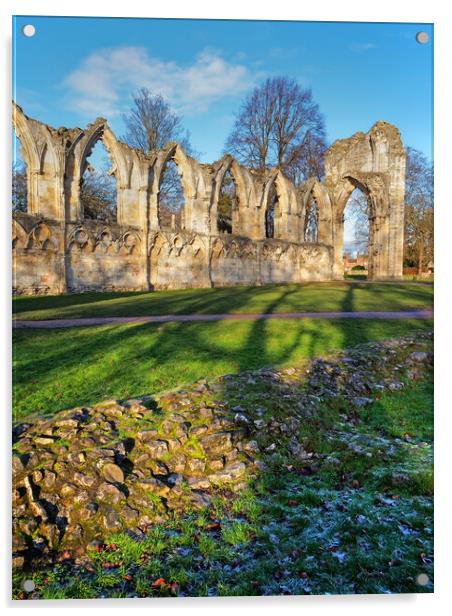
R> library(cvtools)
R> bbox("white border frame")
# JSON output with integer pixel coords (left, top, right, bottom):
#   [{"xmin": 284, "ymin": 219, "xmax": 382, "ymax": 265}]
[{"xmin": 1, "ymin": 1, "xmax": 450, "ymax": 614}]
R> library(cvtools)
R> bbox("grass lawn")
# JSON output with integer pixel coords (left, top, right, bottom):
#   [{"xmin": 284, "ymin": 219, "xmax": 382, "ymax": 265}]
[
  {"xmin": 12, "ymin": 344, "xmax": 433, "ymax": 598},
  {"xmin": 12, "ymin": 281, "xmax": 433, "ymax": 321},
  {"xmin": 13, "ymin": 317, "xmax": 433, "ymax": 420}
]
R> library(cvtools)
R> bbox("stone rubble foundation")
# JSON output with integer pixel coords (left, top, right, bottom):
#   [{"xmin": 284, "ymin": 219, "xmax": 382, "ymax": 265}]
[{"xmin": 12, "ymin": 331, "xmax": 433, "ymax": 568}]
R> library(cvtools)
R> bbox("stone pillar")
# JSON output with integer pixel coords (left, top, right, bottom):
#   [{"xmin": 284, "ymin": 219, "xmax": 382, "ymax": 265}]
[
  {"xmin": 386, "ymin": 171, "xmax": 406, "ymax": 279},
  {"xmin": 316, "ymin": 187, "xmax": 333, "ymax": 247},
  {"xmin": 26, "ymin": 169, "xmax": 41, "ymax": 217}
]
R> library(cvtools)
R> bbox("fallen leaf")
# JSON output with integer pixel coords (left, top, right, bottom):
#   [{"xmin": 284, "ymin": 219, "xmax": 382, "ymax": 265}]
[{"xmin": 151, "ymin": 577, "xmax": 167, "ymax": 588}]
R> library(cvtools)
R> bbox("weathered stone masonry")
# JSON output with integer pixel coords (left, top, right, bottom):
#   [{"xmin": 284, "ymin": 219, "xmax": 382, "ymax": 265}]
[{"xmin": 12, "ymin": 103, "xmax": 406, "ymax": 294}]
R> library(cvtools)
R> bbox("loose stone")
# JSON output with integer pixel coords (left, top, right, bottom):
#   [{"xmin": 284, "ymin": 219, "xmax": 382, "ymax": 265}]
[
  {"xmin": 145, "ymin": 440, "xmax": 169, "ymax": 459},
  {"xmin": 101, "ymin": 463, "xmax": 124, "ymax": 484}
]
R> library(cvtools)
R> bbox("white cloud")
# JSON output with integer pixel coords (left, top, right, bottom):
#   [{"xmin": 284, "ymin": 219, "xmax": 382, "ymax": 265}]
[
  {"xmin": 63, "ymin": 46, "xmax": 253, "ymax": 118},
  {"xmin": 349, "ymin": 42, "xmax": 377, "ymax": 53}
]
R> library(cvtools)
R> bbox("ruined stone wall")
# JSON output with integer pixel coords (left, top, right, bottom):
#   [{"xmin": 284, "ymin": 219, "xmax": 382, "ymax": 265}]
[
  {"xmin": 13, "ymin": 215, "xmax": 65, "ymax": 295},
  {"xmin": 13, "ymin": 214, "xmax": 147, "ymax": 294},
  {"xmin": 147, "ymin": 232, "xmax": 332, "ymax": 290},
  {"xmin": 65, "ymin": 222, "xmax": 146, "ymax": 293},
  {"xmin": 12, "ymin": 103, "xmax": 405, "ymax": 294}
]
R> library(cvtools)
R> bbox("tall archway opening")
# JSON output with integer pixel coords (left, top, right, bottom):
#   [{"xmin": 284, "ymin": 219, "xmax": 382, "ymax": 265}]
[
  {"xmin": 158, "ymin": 158, "xmax": 184, "ymax": 231},
  {"xmin": 304, "ymin": 193, "xmax": 318, "ymax": 242},
  {"xmin": 217, "ymin": 169, "xmax": 236, "ymax": 234},
  {"xmin": 80, "ymin": 139, "xmax": 117, "ymax": 222},
  {"xmin": 12, "ymin": 130, "xmax": 27, "ymax": 213},
  {"xmin": 265, "ymin": 183, "xmax": 278, "ymax": 239},
  {"xmin": 342, "ymin": 187, "xmax": 370, "ymax": 279}
]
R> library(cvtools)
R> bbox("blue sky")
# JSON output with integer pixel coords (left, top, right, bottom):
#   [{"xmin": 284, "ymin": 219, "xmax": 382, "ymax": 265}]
[
  {"xmin": 12, "ymin": 16, "xmax": 433, "ymax": 249},
  {"xmin": 13, "ymin": 16, "xmax": 433, "ymax": 162}
]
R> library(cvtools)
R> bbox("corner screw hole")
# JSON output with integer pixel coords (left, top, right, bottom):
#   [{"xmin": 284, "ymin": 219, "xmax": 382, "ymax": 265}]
[
  {"xmin": 416, "ymin": 32, "xmax": 429, "ymax": 44},
  {"xmin": 22, "ymin": 25, "xmax": 36, "ymax": 38}
]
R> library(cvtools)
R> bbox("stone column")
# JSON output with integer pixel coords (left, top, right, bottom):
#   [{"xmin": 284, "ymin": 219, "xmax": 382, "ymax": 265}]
[{"xmin": 26, "ymin": 169, "xmax": 41, "ymax": 217}]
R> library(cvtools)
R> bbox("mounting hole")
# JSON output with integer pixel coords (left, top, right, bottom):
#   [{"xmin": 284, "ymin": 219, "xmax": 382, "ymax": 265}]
[
  {"xmin": 416, "ymin": 573, "xmax": 430, "ymax": 586},
  {"xmin": 22, "ymin": 24, "xmax": 36, "ymax": 37},
  {"xmin": 23, "ymin": 579, "xmax": 35, "ymax": 592},
  {"xmin": 416, "ymin": 31, "xmax": 429, "ymax": 44}
]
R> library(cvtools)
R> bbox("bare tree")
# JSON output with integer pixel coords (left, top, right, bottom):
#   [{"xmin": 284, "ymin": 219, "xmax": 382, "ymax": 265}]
[
  {"xmin": 12, "ymin": 161, "xmax": 27, "ymax": 212},
  {"xmin": 404, "ymin": 147, "xmax": 434, "ymax": 272},
  {"xmin": 225, "ymin": 76, "xmax": 327, "ymax": 183},
  {"xmin": 80, "ymin": 164, "xmax": 117, "ymax": 222},
  {"xmin": 304, "ymin": 195, "xmax": 319, "ymax": 242},
  {"xmin": 156, "ymin": 160, "xmax": 185, "ymax": 230},
  {"xmin": 122, "ymin": 88, "xmax": 193, "ymax": 154},
  {"xmin": 286, "ymin": 131, "xmax": 327, "ymax": 185},
  {"xmin": 225, "ymin": 82, "xmax": 276, "ymax": 173},
  {"xmin": 122, "ymin": 88, "xmax": 197, "ymax": 230},
  {"xmin": 217, "ymin": 171, "xmax": 235, "ymax": 234},
  {"xmin": 346, "ymin": 190, "xmax": 370, "ymax": 254}
]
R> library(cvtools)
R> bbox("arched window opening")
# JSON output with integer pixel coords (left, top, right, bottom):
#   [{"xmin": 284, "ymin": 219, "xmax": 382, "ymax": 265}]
[
  {"xmin": 80, "ymin": 140, "xmax": 117, "ymax": 222},
  {"xmin": 304, "ymin": 194, "xmax": 318, "ymax": 242},
  {"xmin": 12, "ymin": 131, "xmax": 27, "ymax": 212},
  {"xmin": 217, "ymin": 169, "xmax": 236, "ymax": 234},
  {"xmin": 265, "ymin": 183, "xmax": 278, "ymax": 238},
  {"xmin": 343, "ymin": 187, "xmax": 370, "ymax": 279},
  {"xmin": 158, "ymin": 158, "xmax": 184, "ymax": 231}
]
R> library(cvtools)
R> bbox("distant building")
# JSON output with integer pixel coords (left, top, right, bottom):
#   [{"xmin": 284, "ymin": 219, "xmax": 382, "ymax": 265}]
[{"xmin": 343, "ymin": 253, "xmax": 368, "ymax": 272}]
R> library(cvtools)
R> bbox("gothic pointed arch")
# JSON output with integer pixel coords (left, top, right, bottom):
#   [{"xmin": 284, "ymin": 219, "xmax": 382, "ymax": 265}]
[
  {"xmin": 324, "ymin": 120, "xmax": 405, "ymax": 280},
  {"xmin": 66, "ymin": 120, "xmax": 130, "ymax": 222},
  {"xmin": 212, "ymin": 155, "xmax": 250, "ymax": 235},
  {"xmin": 12, "ymin": 103, "xmax": 65, "ymax": 218},
  {"xmin": 300, "ymin": 178, "xmax": 333, "ymax": 244},
  {"xmin": 156, "ymin": 142, "xmax": 196, "ymax": 200},
  {"xmin": 12, "ymin": 103, "xmax": 41, "ymax": 172},
  {"xmin": 154, "ymin": 142, "xmax": 197, "ymax": 232}
]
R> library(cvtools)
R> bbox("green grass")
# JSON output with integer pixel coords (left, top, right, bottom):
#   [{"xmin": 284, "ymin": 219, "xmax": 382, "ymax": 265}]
[
  {"xmin": 403, "ymin": 275, "xmax": 434, "ymax": 282},
  {"xmin": 360, "ymin": 380, "xmax": 434, "ymax": 442},
  {"xmin": 12, "ymin": 281, "xmax": 433, "ymax": 320},
  {"xmin": 12, "ymin": 317, "xmax": 433, "ymax": 420},
  {"xmin": 13, "ymin": 368, "xmax": 433, "ymax": 599}
]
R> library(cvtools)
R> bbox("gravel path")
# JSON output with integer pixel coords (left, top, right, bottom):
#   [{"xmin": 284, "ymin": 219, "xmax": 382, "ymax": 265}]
[{"xmin": 13, "ymin": 309, "xmax": 434, "ymax": 329}]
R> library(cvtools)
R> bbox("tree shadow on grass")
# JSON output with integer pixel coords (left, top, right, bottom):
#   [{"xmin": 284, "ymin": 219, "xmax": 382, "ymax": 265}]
[
  {"xmin": 12, "ymin": 278, "xmax": 433, "ymax": 421},
  {"xmin": 13, "ymin": 285, "xmax": 285, "ymax": 320},
  {"xmin": 13, "ymin": 281, "xmax": 434, "ymax": 321},
  {"xmin": 12, "ymin": 290, "xmax": 144, "ymax": 315}
]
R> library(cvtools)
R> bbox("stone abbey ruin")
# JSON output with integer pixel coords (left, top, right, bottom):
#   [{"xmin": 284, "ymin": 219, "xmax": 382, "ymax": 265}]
[{"xmin": 12, "ymin": 102, "xmax": 406, "ymax": 295}]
